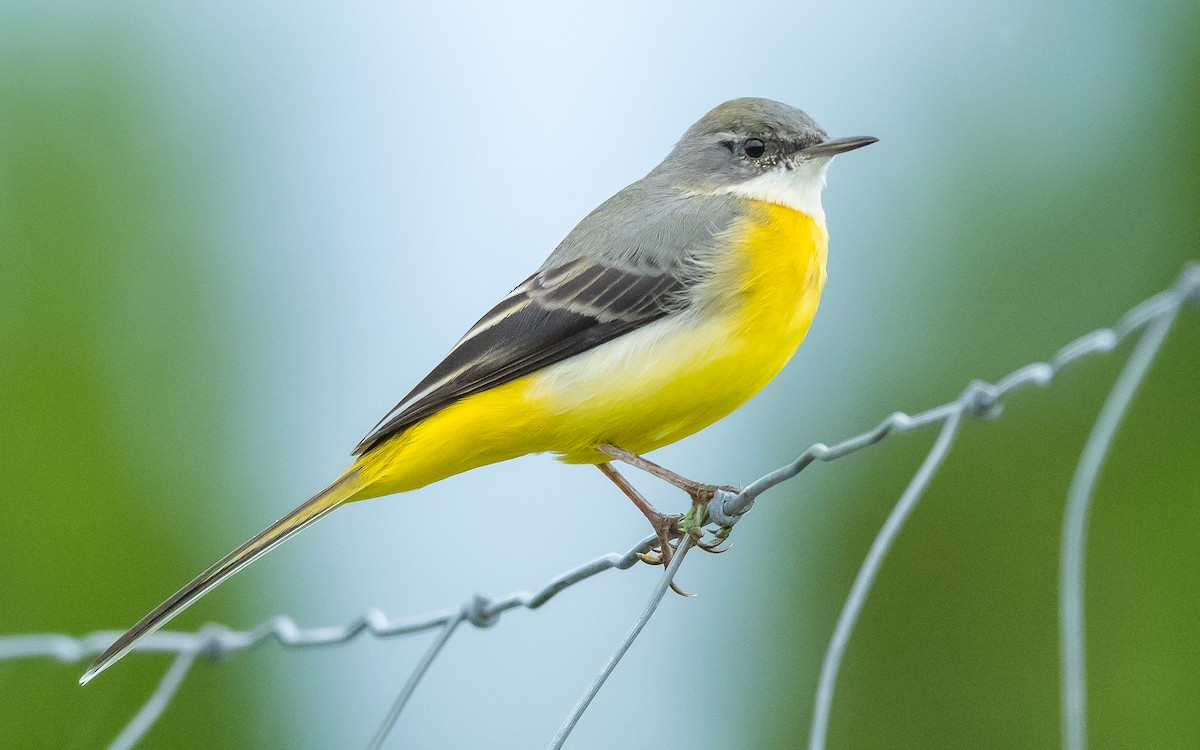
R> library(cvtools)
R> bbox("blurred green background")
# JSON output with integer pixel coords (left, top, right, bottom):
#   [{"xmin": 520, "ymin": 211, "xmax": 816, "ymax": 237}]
[{"xmin": 1, "ymin": 1, "xmax": 1197, "ymax": 748}]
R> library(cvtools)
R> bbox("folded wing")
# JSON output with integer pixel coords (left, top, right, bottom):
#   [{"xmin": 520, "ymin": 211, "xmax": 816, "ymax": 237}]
[{"xmin": 353, "ymin": 257, "xmax": 687, "ymax": 454}]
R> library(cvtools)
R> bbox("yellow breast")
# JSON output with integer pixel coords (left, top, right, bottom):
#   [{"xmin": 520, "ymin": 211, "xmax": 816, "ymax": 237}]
[
  {"xmin": 352, "ymin": 200, "xmax": 828, "ymax": 497},
  {"xmin": 532, "ymin": 198, "xmax": 828, "ymax": 462},
  {"xmin": 713, "ymin": 199, "xmax": 829, "ymax": 353}
]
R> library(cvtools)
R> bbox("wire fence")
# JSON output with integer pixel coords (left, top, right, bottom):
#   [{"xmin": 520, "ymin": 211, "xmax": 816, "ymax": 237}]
[{"xmin": 3, "ymin": 261, "xmax": 1197, "ymax": 749}]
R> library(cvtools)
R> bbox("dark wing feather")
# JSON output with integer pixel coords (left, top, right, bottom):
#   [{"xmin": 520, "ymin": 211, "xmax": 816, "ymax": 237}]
[{"xmin": 353, "ymin": 258, "xmax": 686, "ymax": 455}]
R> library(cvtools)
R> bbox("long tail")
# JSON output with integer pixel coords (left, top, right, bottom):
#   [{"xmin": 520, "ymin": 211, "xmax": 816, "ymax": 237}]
[{"xmin": 80, "ymin": 470, "xmax": 364, "ymax": 684}]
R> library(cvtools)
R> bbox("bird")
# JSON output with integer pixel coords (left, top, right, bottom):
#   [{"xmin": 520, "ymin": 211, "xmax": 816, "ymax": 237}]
[{"xmin": 81, "ymin": 97, "xmax": 875, "ymax": 683}]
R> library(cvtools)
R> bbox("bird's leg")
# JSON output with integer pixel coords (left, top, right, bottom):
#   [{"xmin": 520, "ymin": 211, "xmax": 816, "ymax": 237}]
[
  {"xmin": 595, "ymin": 463, "xmax": 690, "ymax": 594},
  {"xmin": 600, "ymin": 444, "xmax": 739, "ymax": 553},
  {"xmin": 599, "ymin": 444, "xmax": 705, "ymax": 495}
]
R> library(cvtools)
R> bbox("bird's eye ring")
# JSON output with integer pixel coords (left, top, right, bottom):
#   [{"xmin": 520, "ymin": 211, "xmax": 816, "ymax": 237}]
[{"xmin": 743, "ymin": 138, "xmax": 766, "ymax": 158}]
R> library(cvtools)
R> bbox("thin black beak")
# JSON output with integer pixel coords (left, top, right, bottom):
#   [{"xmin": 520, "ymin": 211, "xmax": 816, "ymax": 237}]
[{"xmin": 800, "ymin": 135, "xmax": 878, "ymax": 157}]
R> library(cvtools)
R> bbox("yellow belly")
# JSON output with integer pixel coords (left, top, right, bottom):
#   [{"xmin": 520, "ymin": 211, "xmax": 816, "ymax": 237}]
[{"xmin": 350, "ymin": 200, "xmax": 827, "ymax": 500}]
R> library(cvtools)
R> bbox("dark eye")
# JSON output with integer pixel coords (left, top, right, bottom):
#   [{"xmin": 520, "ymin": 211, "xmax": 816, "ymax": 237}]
[{"xmin": 743, "ymin": 138, "xmax": 766, "ymax": 158}]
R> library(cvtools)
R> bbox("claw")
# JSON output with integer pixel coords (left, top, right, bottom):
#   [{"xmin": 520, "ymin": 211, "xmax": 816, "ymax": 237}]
[
  {"xmin": 669, "ymin": 581, "xmax": 697, "ymax": 597},
  {"xmin": 634, "ymin": 513, "xmax": 683, "ymax": 570}
]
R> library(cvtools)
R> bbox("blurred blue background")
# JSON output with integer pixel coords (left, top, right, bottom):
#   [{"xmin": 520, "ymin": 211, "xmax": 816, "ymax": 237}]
[{"xmin": 2, "ymin": 0, "xmax": 1197, "ymax": 747}]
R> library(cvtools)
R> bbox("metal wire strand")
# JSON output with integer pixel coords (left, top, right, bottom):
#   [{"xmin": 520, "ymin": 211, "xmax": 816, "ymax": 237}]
[
  {"xmin": 368, "ymin": 612, "xmax": 465, "ymax": 750},
  {"xmin": 1058, "ymin": 296, "xmax": 1182, "ymax": 750},
  {"xmin": 548, "ymin": 536, "xmax": 695, "ymax": 750},
  {"xmin": 807, "ymin": 393, "xmax": 966, "ymax": 750},
  {"xmin": 109, "ymin": 646, "xmax": 201, "ymax": 750}
]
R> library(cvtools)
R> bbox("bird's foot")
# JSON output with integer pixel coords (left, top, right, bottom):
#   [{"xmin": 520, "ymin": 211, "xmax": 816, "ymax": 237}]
[
  {"xmin": 681, "ymin": 484, "xmax": 741, "ymax": 554},
  {"xmin": 636, "ymin": 511, "xmax": 695, "ymax": 596},
  {"xmin": 636, "ymin": 510, "xmax": 684, "ymax": 565}
]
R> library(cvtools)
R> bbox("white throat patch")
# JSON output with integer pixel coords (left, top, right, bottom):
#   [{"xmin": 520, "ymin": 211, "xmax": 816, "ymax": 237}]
[{"xmin": 718, "ymin": 157, "xmax": 831, "ymax": 225}]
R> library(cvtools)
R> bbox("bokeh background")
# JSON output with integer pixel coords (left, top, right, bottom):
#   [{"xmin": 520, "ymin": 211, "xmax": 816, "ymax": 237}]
[{"xmin": 2, "ymin": 0, "xmax": 1198, "ymax": 747}]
